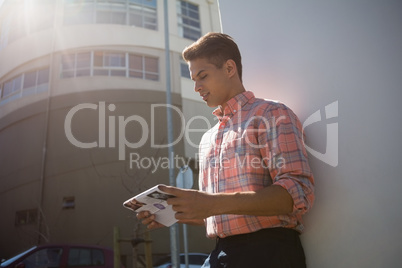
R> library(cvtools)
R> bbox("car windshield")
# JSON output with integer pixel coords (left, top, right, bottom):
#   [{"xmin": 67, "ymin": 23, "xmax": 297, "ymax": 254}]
[{"xmin": 0, "ymin": 246, "xmax": 36, "ymax": 267}]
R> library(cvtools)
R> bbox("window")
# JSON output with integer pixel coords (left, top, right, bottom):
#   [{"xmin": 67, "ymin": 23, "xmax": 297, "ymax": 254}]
[
  {"xmin": 2, "ymin": 75, "xmax": 23, "ymax": 98},
  {"xmin": 177, "ymin": 1, "xmax": 201, "ymax": 41},
  {"xmin": 68, "ymin": 248, "xmax": 105, "ymax": 266},
  {"xmin": 61, "ymin": 53, "xmax": 91, "ymax": 78},
  {"xmin": 76, "ymin": 52, "xmax": 91, "ymax": 77},
  {"xmin": 23, "ymin": 71, "xmax": 38, "ymax": 89},
  {"xmin": 128, "ymin": 54, "xmax": 159, "ymax": 80},
  {"xmin": 128, "ymin": 0, "xmax": 157, "ymax": 30},
  {"xmin": 15, "ymin": 209, "xmax": 38, "ymax": 226},
  {"xmin": 61, "ymin": 50, "xmax": 159, "ymax": 80},
  {"xmin": 63, "ymin": 0, "xmax": 158, "ymax": 30},
  {"xmin": 0, "ymin": 68, "xmax": 49, "ymax": 105},
  {"xmin": 144, "ymin": 56, "xmax": 158, "ymax": 80},
  {"xmin": 95, "ymin": 1, "xmax": 127, "ymax": 25},
  {"xmin": 22, "ymin": 68, "xmax": 50, "ymax": 96},
  {"xmin": 129, "ymin": 54, "xmax": 143, "ymax": 78},
  {"xmin": 62, "ymin": 196, "xmax": 75, "ymax": 209},
  {"xmin": 104, "ymin": 52, "xmax": 126, "ymax": 67},
  {"xmin": 94, "ymin": 51, "xmax": 127, "ymax": 76},
  {"xmin": 180, "ymin": 59, "xmax": 190, "ymax": 79},
  {"xmin": 24, "ymin": 248, "xmax": 63, "ymax": 268},
  {"xmin": 38, "ymin": 68, "xmax": 50, "ymax": 85},
  {"xmin": 63, "ymin": 1, "xmax": 95, "ymax": 25}
]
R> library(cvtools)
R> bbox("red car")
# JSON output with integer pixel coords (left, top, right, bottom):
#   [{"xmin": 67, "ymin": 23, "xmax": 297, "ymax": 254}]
[{"xmin": 0, "ymin": 244, "xmax": 113, "ymax": 268}]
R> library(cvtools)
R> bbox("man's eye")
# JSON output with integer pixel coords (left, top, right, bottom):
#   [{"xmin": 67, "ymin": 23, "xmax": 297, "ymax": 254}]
[{"xmin": 201, "ymin": 75, "xmax": 207, "ymax": 80}]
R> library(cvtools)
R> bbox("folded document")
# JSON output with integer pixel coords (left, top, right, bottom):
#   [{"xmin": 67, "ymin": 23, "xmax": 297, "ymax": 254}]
[{"xmin": 123, "ymin": 185, "xmax": 177, "ymax": 227}]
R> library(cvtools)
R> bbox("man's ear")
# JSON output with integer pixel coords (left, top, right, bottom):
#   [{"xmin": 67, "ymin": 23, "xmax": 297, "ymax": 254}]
[{"xmin": 225, "ymin": 59, "xmax": 237, "ymax": 78}]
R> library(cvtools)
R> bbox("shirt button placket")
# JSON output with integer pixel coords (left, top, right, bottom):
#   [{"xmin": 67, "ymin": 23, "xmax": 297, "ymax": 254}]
[{"xmin": 215, "ymin": 120, "xmax": 225, "ymax": 193}]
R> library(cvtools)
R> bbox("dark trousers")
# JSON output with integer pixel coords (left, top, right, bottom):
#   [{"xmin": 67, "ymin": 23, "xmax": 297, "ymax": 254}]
[{"xmin": 202, "ymin": 228, "xmax": 306, "ymax": 268}]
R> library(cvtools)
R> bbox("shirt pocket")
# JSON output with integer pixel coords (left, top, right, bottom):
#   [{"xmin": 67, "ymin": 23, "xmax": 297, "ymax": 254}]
[
  {"xmin": 219, "ymin": 138, "xmax": 268, "ymax": 191},
  {"xmin": 220, "ymin": 138, "xmax": 261, "ymax": 169}
]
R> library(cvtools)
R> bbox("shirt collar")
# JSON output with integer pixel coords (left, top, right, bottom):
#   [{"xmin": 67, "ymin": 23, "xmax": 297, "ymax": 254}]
[{"xmin": 213, "ymin": 91, "xmax": 255, "ymax": 121}]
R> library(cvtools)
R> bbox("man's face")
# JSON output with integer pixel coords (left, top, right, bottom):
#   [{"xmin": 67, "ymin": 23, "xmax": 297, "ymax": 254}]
[{"xmin": 188, "ymin": 58, "xmax": 233, "ymax": 108}]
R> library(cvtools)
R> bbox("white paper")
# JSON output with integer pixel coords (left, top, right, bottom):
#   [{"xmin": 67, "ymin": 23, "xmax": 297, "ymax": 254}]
[{"xmin": 123, "ymin": 185, "xmax": 177, "ymax": 227}]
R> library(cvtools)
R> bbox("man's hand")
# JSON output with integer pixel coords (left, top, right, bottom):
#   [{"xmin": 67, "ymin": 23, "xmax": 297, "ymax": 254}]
[
  {"xmin": 136, "ymin": 211, "xmax": 165, "ymax": 230},
  {"xmin": 159, "ymin": 185, "xmax": 215, "ymax": 221}
]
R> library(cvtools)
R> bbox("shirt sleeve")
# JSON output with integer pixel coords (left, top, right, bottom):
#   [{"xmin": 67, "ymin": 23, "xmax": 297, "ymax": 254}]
[{"xmin": 258, "ymin": 103, "xmax": 315, "ymax": 215}]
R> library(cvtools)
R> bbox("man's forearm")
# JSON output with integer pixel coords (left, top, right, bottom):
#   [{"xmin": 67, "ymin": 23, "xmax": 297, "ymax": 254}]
[
  {"xmin": 161, "ymin": 184, "xmax": 294, "ymax": 221},
  {"xmin": 210, "ymin": 185, "xmax": 294, "ymax": 217}
]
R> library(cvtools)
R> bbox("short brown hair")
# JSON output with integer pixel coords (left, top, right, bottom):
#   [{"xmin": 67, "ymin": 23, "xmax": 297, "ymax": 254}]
[{"xmin": 182, "ymin": 32, "xmax": 243, "ymax": 82}]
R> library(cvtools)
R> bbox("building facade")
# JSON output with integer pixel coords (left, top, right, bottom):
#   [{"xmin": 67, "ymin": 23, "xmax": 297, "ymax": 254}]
[{"xmin": 0, "ymin": 0, "xmax": 221, "ymax": 265}]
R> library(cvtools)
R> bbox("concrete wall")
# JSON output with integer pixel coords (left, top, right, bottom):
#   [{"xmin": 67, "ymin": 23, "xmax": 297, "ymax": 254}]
[{"xmin": 219, "ymin": 0, "xmax": 402, "ymax": 267}]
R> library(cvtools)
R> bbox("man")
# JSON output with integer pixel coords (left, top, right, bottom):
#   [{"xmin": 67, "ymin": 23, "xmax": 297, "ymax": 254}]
[{"xmin": 138, "ymin": 32, "xmax": 314, "ymax": 268}]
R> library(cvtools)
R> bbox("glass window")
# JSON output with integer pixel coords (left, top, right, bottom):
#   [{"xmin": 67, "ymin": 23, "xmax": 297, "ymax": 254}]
[
  {"xmin": 64, "ymin": 3, "xmax": 94, "ymax": 25},
  {"xmin": 2, "ymin": 75, "xmax": 23, "ymax": 98},
  {"xmin": 38, "ymin": 69, "xmax": 50, "ymax": 85},
  {"xmin": 68, "ymin": 248, "xmax": 91, "ymax": 266},
  {"xmin": 3, "ymin": 81, "xmax": 13, "ymax": 97},
  {"xmin": 128, "ymin": 0, "xmax": 157, "ymax": 30},
  {"xmin": 144, "ymin": 56, "xmax": 158, "ymax": 80},
  {"xmin": 68, "ymin": 248, "xmax": 105, "ymax": 266},
  {"xmin": 129, "ymin": 54, "xmax": 142, "ymax": 70},
  {"xmin": 94, "ymin": 51, "xmax": 104, "ymax": 67},
  {"xmin": 104, "ymin": 52, "xmax": 125, "ymax": 67},
  {"xmin": 23, "ymin": 248, "xmax": 63, "ymax": 268},
  {"xmin": 14, "ymin": 76, "xmax": 23, "ymax": 92},
  {"xmin": 96, "ymin": 10, "xmax": 112, "ymax": 24},
  {"xmin": 128, "ymin": 9, "xmax": 142, "ymax": 27},
  {"xmin": 1, "ymin": 68, "xmax": 49, "ymax": 103},
  {"xmin": 15, "ymin": 209, "xmax": 38, "ymax": 226},
  {"xmin": 92, "ymin": 249, "xmax": 105, "ymax": 266},
  {"xmin": 177, "ymin": 1, "xmax": 201, "ymax": 41},
  {"xmin": 62, "ymin": 196, "xmax": 75, "ymax": 209},
  {"xmin": 76, "ymin": 52, "xmax": 91, "ymax": 69},
  {"xmin": 63, "ymin": 0, "xmax": 157, "ymax": 30},
  {"xmin": 59, "ymin": 50, "xmax": 159, "ymax": 80},
  {"xmin": 61, "ymin": 54, "xmax": 76, "ymax": 70},
  {"xmin": 143, "ymin": 0, "xmax": 157, "ymax": 8},
  {"xmin": 143, "ymin": 10, "xmax": 157, "ymax": 30},
  {"xmin": 61, "ymin": 54, "xmax": 76, "ymax": 78},
  {"xmin": 23, "ymin": 71, "xmax": 38, "ymax": 89},
  {"xmin": 144, "ymin": 57, "xmax": 157, "ymax": 73},
  {"xmin": 180, "ymin": 60, "xmax": 191, "ymax": 79},
  {"xmin": 111, "ymin": 12, "xmax": 126, "ymax": 24}
]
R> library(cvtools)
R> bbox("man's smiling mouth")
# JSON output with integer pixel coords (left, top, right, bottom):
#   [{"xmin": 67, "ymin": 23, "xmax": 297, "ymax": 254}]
[{"xmin": 201, "ymin": 93, "xmax": 209, "ymax": 101}]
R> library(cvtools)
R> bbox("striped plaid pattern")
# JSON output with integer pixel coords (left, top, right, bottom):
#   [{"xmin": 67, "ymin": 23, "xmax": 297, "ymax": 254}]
[{"xmin": 198, "ymin": 91, "xmax": 315, "ymax": 238}]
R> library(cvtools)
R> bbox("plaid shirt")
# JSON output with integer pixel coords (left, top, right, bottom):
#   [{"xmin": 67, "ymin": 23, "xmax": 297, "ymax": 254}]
[{"xmin": 198, "ymin": 91, "xmax": 314, "ymax": 238}]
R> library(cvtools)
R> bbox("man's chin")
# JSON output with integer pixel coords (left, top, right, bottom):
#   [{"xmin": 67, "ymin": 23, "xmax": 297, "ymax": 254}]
[{"xmin": 206, "ymin": 101, "xmax": 218, "ymax": 108}]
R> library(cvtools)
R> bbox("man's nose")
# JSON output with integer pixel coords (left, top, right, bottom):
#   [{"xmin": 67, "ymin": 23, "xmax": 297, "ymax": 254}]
[{"xmin": 194, "ymin": 81, "xmax": 201, "ymax": 92}]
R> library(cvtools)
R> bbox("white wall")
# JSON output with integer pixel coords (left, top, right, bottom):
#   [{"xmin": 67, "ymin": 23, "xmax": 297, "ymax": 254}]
[{"xmin": 219, "ymin": 0, "xmax": 402, "ymax": 267}]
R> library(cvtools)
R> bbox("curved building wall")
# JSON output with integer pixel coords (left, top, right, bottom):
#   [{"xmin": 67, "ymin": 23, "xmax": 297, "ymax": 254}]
[{"xmin": 0, "ymin": 0, "xmax": 221, "ymax": 265}]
